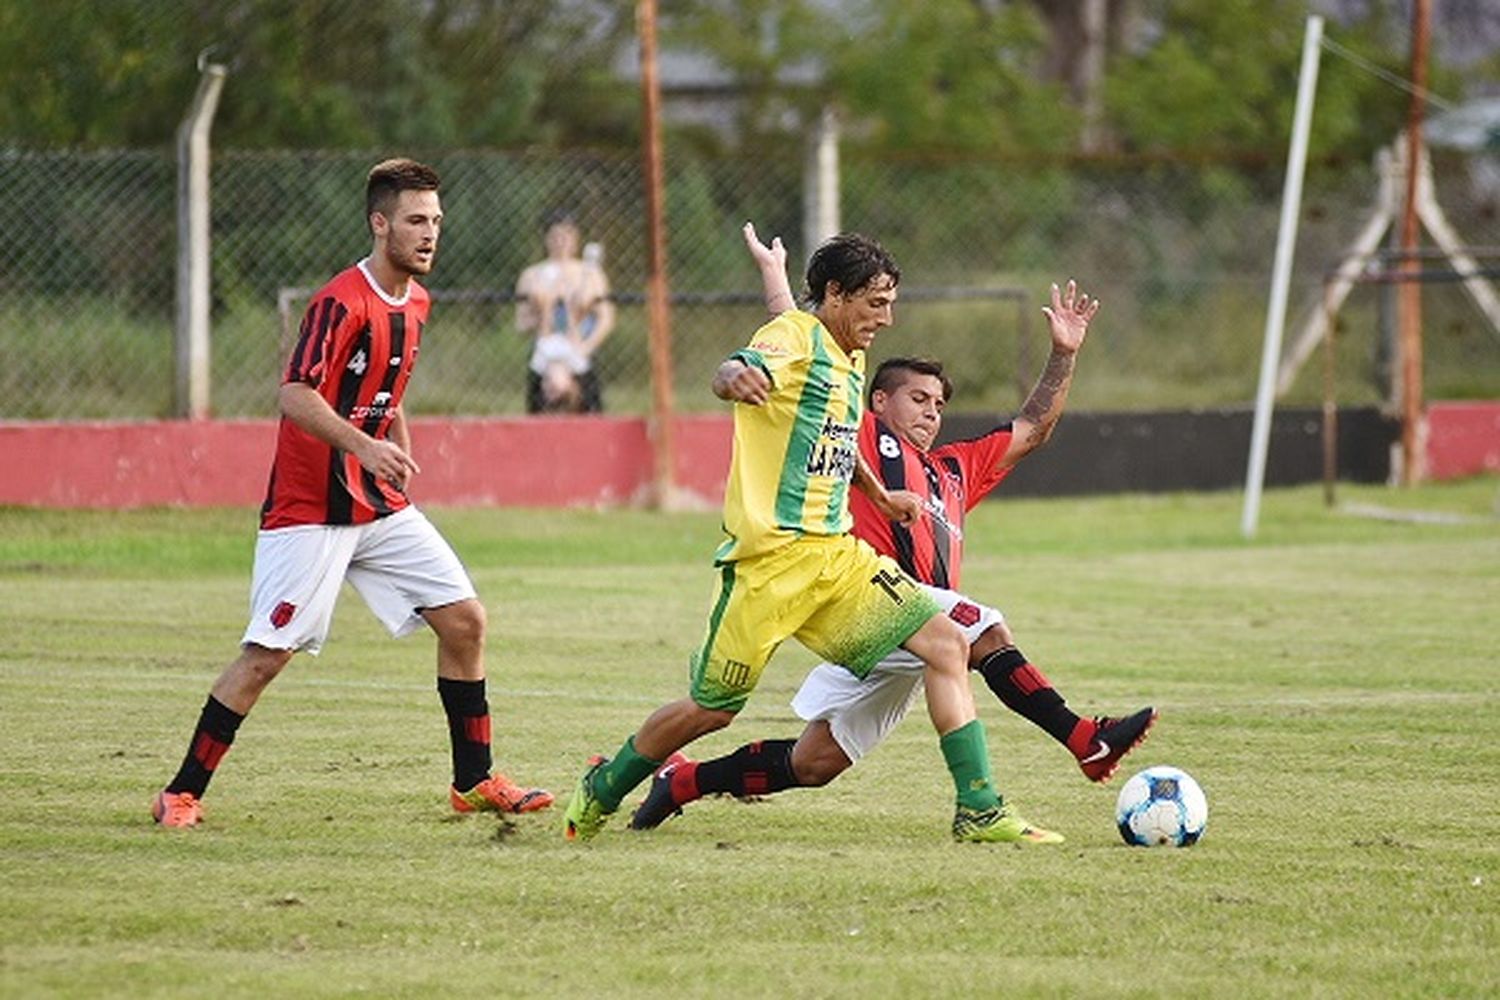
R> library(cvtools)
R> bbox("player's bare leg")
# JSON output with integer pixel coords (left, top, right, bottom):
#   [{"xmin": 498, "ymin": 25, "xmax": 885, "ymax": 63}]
[
  {"xmin": 210, "ymin": 643, "xmax": 294, "ymax": 714},
  {"xmin": 901, "ymin": 613, "xmax": 974, "ymax": 736},
  {"xmin": 789, "ymin": 721, "xmax": 852, "ymax": 786},
  {"xmin": 632, "ymin": 698, "xmax": 737, "ymax": 761},
  {"xmin": 424, "ymin": 598, "xmax": 486, "ymax": 681}
]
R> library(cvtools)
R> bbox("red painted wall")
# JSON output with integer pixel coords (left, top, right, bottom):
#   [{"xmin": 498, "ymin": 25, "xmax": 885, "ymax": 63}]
[
  {"xmin": 3, "ymin": 403, "xmax": 1494, "ymax": 509},
  {"xmin": 0, "ymin": 415, "xmax": 734, "ymax": 509},
  {"xmin": 1426, "ymin": 402, "xmax": 1500, "ymax": 480}
]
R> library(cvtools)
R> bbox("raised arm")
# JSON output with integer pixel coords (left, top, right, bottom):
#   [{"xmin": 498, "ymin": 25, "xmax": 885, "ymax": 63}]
[
  {"xmin": 742, "ymin": 222, "xmax": 796, "ymax": 316},
  {"xmin": 1000, "ymin": 279, "xmax": 1099, "ymax": 470}
]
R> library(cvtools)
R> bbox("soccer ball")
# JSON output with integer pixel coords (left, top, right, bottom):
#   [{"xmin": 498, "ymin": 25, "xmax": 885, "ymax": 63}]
[{"xmin": 1115, "ymin": 765, "xmax": 1207, "ymax": 847}]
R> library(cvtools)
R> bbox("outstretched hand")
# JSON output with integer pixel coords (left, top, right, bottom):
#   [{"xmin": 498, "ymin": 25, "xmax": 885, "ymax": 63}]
[
  {"xmin": 1040, "ymin": 279, "xmax": 1099, "ymax": 355},
  {"xmin": 742, "ymin": 221, "xmax": 786, "ymax": 272}
]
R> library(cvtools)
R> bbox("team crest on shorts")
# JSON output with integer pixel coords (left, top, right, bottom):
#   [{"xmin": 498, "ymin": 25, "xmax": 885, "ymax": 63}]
[
  {"xmin": 949, "ymin": 601, "xmax": 981, "ymax": 627},
  {"xmin": 270, "ymin": 601, "xmax": 297, "ymax": 628}
]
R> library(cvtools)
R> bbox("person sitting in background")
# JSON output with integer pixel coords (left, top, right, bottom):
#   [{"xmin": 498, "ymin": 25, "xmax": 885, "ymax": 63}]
[{"xmin": 514, "ymin": 212, "xmax": 615, "ymax": 413}]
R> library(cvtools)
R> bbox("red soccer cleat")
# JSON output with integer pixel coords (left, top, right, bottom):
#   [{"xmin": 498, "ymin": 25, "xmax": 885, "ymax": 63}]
[{"xmin": 1077, "ymin": 708, "xmax": 1158, "ymax": 783}]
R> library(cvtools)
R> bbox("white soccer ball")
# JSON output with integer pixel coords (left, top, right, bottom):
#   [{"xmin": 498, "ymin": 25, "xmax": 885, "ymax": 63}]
[{"xmin": 1115, "ymin": 765, "xmax": 1207, "ymax": 847}]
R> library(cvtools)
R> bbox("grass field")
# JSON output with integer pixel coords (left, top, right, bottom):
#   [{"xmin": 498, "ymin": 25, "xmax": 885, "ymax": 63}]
[{"xmin": 2, "ymin": 481, "xmax": 1497, "ymax": 998}]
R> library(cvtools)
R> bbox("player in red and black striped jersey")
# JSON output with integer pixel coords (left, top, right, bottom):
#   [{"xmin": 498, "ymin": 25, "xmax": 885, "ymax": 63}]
[
  {"xmin": 151, "ymin": 159, "xmax": 550, "ymax": 829},
  {"xmin": 851, "ymin": 382, "xmax": 1014, "ymax": 593},
  {"xmin": 260, "ymin": 260, "xmax": 429, "ymax": 529},
  {"xmin": 628, "ymin": 227, "xmax": 1156, "ymax": 833},
  {"xmin": 836, "ymin": 352, "xmax": 1155, "ymax": 777}
]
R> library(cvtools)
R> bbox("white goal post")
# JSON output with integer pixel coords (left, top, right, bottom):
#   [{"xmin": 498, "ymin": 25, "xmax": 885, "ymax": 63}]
[{"xmin": 1241, "ymin": 15, "xmax": 1325, "ymax": 539}]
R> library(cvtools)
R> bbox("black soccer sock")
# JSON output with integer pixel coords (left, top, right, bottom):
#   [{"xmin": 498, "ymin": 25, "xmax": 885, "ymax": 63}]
[
  {"xmin": 973, "ymin": 647, "xmax": 1089, "ymax": 751},
  {"xmin": 694, "ymin": 739, "xmax": 801, "ymax": 798},
  {"xmin": 438, "ymin": 677, "xmax": 493, "ymax": 792},
  {"xmin": 165, "ymin": 696, "xmax": 244, "ymax": 797}
]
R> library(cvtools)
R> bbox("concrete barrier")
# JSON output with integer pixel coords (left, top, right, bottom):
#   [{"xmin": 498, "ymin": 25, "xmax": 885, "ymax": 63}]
[
  {"xmin": 0, "ymin": 415, "xmax": 734, "ymax": 509},
  {"xmin": 2, "ymin": 403, "xmax": 1493, "ymax": 509}
]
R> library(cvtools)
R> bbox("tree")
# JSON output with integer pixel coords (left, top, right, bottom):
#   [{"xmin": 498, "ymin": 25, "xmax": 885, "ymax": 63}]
[
  {"xmin": 662, "ymin": 0, "xmax": 1078, "ymax": 154},
  {"xmin": 832, "ymin": 0, "xmax": 1076, "ymax": 153},
  {"xmin": 0, "ymin": 0, "xmax": 639, "ymax": 149},
  {"xmin": 1101, "ymin": 0, "xmax": 1459, "ymax": 161}
]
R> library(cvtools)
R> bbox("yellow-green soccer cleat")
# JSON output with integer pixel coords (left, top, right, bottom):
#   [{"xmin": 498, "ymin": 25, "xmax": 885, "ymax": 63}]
[
  {"xmin": 562, "ymin": 755, "xmax": 613, "ymax": 842},
  {"xmin": 952, "ymin": 804, "xmax": 1065, "ymax": 845}
]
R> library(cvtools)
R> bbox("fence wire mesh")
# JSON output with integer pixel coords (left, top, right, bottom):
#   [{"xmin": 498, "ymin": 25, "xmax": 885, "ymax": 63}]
[{"xmin": 3, "ymin": 146, "xmax": 1498, "ymax": 420}]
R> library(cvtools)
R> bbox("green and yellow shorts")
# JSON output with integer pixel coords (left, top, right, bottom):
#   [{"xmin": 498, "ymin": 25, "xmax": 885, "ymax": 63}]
[{"xmin": 688, "ymin": 534, "xmax": 939, "ymax": 713}]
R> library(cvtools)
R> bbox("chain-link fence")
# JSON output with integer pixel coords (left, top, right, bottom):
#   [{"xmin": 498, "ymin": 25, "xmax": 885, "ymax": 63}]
[{"xmin": 3, "ymin": 145, "xmax": 1498, "ymax": 420}]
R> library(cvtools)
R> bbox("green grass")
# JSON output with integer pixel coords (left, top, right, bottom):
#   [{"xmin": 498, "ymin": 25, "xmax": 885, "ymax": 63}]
[{"xmin": 2, "ymin": 480, "xmax": 1498, "ymax": 998}]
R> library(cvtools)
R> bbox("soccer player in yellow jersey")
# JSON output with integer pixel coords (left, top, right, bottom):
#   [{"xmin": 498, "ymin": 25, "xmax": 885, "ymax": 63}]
[{"xmin": 563, "ymin": 228, "xmax": 1063, "ymax": 845}]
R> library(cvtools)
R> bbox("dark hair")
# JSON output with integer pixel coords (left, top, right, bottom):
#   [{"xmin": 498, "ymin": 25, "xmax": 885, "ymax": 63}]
[
  {"xmin": 803, "ymin": 233, "xmax": 900, "ymax": 306},
  {"xmin": 366, "ymin": 158, "xmax": 441, "ymax": 229},
  {"xmin": 869, "ymin": 357, "xmax": 953, "ymax": 405},
  {"xmin": 544, "ymin": 208, "xmax": 578, "ymax": 231}
]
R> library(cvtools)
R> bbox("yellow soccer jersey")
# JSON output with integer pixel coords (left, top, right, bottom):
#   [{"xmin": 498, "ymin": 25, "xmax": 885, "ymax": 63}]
[{"xmin": 716, "ymin": 310, "xmax": 865, "ymax": 563}]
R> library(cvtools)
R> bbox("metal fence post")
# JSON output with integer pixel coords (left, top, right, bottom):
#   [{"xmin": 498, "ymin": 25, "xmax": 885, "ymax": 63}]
[
  {"xmin": 803, "ymin": 105, "xmax": 840, "ymax": 257},
  {"xmin": 174, "ymin": 53, "xmax": 226, "ymax": 419}
]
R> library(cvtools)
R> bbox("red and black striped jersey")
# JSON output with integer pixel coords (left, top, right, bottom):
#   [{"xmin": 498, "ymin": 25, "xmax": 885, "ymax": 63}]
[
  {"xmin": 260, "ymin": 260, "xmax": 428, "ymax": 529},
  {"xmin": 850, "ymin": 412, "xmax": 1015, "ymax": 590}
]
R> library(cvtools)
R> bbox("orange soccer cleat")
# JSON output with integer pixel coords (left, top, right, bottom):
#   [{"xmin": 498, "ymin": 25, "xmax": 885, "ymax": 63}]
[
  {"xmin": 151, "ymin": 790, "xmax": 203, "ymax": 828},
  {"xmin": 451, "ymin": 773, "xmax": 554, "ymax": 815}
]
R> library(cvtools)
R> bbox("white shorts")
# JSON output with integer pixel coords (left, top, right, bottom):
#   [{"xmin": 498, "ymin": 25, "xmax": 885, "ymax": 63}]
[
  {"xmin": 529, "ymin": 332, "xmax": 590, "ymax": 375},
  {"xmin": 241, "ymin": 506, "xmax": 477, "ymax": 655},
  {"xmin": 790, "ymin": 585, "xmax": 1005, "ymax": 762}
]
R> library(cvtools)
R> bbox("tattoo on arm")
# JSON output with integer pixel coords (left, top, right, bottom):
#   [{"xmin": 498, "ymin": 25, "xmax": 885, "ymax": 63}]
[{"xmin": 1019, "ymin": 350, "xmax": 1076, "ymax": 447}]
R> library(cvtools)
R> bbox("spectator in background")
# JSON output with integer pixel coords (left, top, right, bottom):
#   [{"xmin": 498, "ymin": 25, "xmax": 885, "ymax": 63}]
[{"xmin": 515, "ymin": 211, "xmax": 615, "ymax": 413}]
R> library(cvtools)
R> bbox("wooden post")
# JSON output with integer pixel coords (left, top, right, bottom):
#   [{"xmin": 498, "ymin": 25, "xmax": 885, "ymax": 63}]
[
  {"xmin": 637, "ymin": 0, "xmax": 678, "ymax": 507},
  {"xmin": 1397, "ymin": 0, "xmax": 1430, "ymax": 485},
  {"xmin": 1321, "ymin": 277, "xmax": 1339, "ymax": 508}
]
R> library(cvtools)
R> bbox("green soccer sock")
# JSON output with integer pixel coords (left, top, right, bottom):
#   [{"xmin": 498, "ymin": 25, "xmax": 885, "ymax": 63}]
[
  {"xmin": 590, "ymin": 735, "xmax": 661, "ymax": 812},
  {"xmin": 940, "ymin": 719, "xmax": 1002, "ymax": 812}
]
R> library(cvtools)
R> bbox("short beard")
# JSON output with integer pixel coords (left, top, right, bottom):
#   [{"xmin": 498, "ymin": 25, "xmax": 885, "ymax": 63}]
[{"xmin": 386, "ymin": 245, "xmax": 432, "ymax": 277}]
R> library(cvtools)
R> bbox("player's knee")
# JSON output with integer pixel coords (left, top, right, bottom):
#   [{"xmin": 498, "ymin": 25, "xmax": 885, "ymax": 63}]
[
  {"xmin": 690, "ymin": 705, "xmax": 736, "ymax": 737},
  {"xmin": 923, "ymin": 618, "xmax": 968, "ymax": 677},
  {"xmin": 237, "ymin": 644, "xmax": 293, "ymax": 689},
  {"xmin": 793, "ymin": 748, "xmax": 849, "ymax": 786},
  {"xmin": 968, "ymin": 622, "xmax": 1014, "ymax": 669},
  {"xmin": 431, "ymin": 599, "xmax": 486, "ymax": 649},
  {"xmin": 791, "ymin": 723, "xmax": 851, "ymax": 786}
]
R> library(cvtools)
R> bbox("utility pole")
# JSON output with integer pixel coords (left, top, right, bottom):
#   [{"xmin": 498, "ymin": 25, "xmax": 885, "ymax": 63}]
[
  {"xmin": 638, "ymin": 0, "xmax": 678, "ymax": 507},
  {"xmin": 1397, "ymin": 0, "xmax": 1431, "ymax": 485}
]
